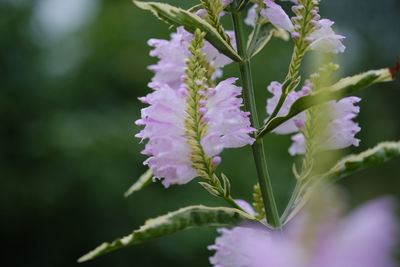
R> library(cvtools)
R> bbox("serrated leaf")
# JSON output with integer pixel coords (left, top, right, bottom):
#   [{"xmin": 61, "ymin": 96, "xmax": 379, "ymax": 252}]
[
  {"xmin": 133, "ymin": 1, "xmax": 241, "ymax": 62},
  {"xmin": 259, "ymin": 68, "xmax": 393, "ymax": 136},
  {"xmin": 124, "ymin": 169, "xmax": 153, "ymax": 198},
  {"xmin": 325, "ymin": 141, "xmax": 400, "ymax": 181},
  {"xmin": 78, "ymin": 205, "xmax": 258, "ymax": 262}
]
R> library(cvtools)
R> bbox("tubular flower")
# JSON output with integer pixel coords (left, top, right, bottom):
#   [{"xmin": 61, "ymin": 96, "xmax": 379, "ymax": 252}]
[
  {"xmin": 147, "ymin": 26, "xmax": 235, "ymax": 89},
  {"xmin": 209, "ymin": 197, "xmax": 398, "ymax": 267},
  {"xmin": 136, "ymin": 79, "xmax": 254, "ymax": 187},
  {"xmin": 245, "ymin": 4, "xmax": 258, "ymax": 27},
  {"xmin": 290, "ymin": 0, "xmax": 345, "ymax": 54},
  {"xmin": 261, "ymin": 0, "xmax": 294, "ymax": 31},
  {"xmin": 288, "ymin": 96, "xmax": 361, "ymax": 155},
  {"xmin": 265, "ymin": 81, "xmax": 311, "ymax": 134},
  {"xmin": 135, "ymin": 82, "xmax": 196, "ymax": 187},
  {"xmin": 309, "ymin": 19, "xmax": 346, "ymax": 54},
  {"xmin": 265, "ymin": 81, "xmax": 361, "ymax": 155}
]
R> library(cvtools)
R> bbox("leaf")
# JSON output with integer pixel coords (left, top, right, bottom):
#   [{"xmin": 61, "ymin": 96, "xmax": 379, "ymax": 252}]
[
  {"xmin": 325, "ymin": 141, "xmax": 400, "ymax": 181},
  {"xmin": 236, "ymin": 0, "xmax": 250, "ymax": 11},
  {"xmin": 247, "ymin": 23, "xmax": 275, "ymax": 58},
  {"xmin": 133, "ymin": 1, "xmax": 241, "ymax": 62},
  {"xmin": 259, "ymin": 68, "xmax": 393, "ymax": 136},
  {"xmin": 78, "ymin": 205, "xmax": 258, "ymax": 262},
  {"xmin": 124, "ymin": 169, "xmax": 153, "ymax": 197},
  {"xmin": 282, "ymin": 141, "xmax": 400, "ymax": 224}
]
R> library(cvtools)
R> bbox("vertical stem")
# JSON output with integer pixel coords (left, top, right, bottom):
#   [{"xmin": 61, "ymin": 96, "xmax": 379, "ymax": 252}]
[{"xmin": 231, "ymin": 9, "xmax": 281, "ymax": 228}]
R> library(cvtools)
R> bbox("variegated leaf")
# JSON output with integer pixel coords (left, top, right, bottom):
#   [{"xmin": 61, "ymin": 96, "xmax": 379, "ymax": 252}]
[
  {"xmin": 134, "ymin": 1, "xmax": 241, "ymax": 62},
  {"xmin": 325, "ymin": 141, "xmax": 400, "ymax": 181},
  {"xmin": 259, "ymin": 68, "xmax": 393, "ymax": 136},
  {"xmin": 78, "ymin": 205, "xmax": 259, "ymax": 262},
  {"xmin": 124, "ymin": 169, "xmax": 153, "ymax": 197}
]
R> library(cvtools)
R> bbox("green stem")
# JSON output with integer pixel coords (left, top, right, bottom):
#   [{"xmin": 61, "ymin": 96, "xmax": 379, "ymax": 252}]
[
  {"xmin": 231, "ymin": 9, "xmax": 281, "ymax": 228},
  {"xmin": 225, "ymin": 195, "xmax": 246, "ymax": 211}
]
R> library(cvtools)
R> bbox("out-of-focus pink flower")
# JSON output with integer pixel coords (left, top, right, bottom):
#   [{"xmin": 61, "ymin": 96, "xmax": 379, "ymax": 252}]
[
  {"xmin": 209, "ymin": 197, "xmax": 398, "ymax": 267},
  {"xmin": 220, "ymin": 0, "xmax": 233, "ymax": 6},
  {"xmin": 136, "ymin": 79, "xmax": 254, "ymax": 187},
  {"xmin": 245, "ymin": 4, "xmax": 258, "ymax": 27}
]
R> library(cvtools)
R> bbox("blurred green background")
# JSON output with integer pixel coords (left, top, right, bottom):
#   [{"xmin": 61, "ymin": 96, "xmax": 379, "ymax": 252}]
[{"xmin": 1, "ymin": 0, "xmax": 399, "ymax": 266}]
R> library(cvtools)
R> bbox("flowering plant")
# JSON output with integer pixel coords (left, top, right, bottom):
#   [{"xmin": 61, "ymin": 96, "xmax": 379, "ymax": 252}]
[{"xmin": 79, "ymin": 0, "xmax": 400, "ymax": 266}]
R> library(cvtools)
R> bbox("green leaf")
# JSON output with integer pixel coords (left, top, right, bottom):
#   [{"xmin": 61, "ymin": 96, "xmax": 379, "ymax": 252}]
[
  {"xmin": 133, "ymin": 1, "xmax": 241, "ymax": 62},
  {"xmin": 247, "ymin": 23, "xmax": 274, "ymax": 58},
  {"xmin": 247, "ymin": 23, "xmax": 289, "ymax": 58},
  {"xmin": 236, "ymin": 0, "xmax": 250, "ymax": 12},
  {"xmin": 78, "ymin": 205, "xmax": 258, "ymax": 262},
  {"xmin": 124, "ymin": 169, "xmax": 153, "ymax": 197},
  {"xmin": 259, "ymin": 68, "xmax": 394, "ymax": 136},
  {"xmin": 325, "ymin": 141, "xmax": 400, "ymax": 181},
  {"xmin": 282, "ymin": 141, "xmax": 400, "ymax": 224}
]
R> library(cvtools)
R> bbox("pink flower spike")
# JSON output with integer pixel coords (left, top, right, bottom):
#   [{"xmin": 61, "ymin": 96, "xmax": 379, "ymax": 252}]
[{"xmin": 147, "ymin": 26, "xmax": 235, "ymax": 89}]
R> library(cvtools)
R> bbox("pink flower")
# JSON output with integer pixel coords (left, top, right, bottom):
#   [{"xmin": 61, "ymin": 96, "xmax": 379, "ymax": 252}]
[
  {"xmin": 265, "ymin": 82, "xmax": 361, "ymax": 155},
  {"xmin": 136, "ymin": 83, "xmax": 196, "ymax": 187},
  {"xmin": 261, "ymin": 0, "xmax": 294, "ymax": 31},
  {"xmin": 265, "ymin": 81, "xmax": 310, "ymax": 134},
  {"xmin": 245, "ymin": 4, "xmax": 258, "ymax": 27},
  {"xmin": 201, "ymin": 78, "xmax": 255, "ymax": 157},
  {"xmin": 209, "ymin": 197, "xmax": 398, "ymax": 267},
  {"xmin": 288, "ymin": 97, "xmax": 361, "ymax": 155},
  {"xmin": 220, "ymin": 0, "xmax": 233, "ymax": 6},
  {"xmin": 136, "ymin": 79, "xmax": 254, "ymax": 187},
  {"xmin": 148, "ymin": 26, "xmax": 235, "ymax": 89},
  {"xmin": 309, "ymin": 19, "xmax": 346, "ymax": 54}
]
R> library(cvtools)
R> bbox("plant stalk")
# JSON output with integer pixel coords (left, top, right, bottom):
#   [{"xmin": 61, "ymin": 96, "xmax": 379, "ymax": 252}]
[{"xmin": 231, "ymin": 9, "xmax": 281, "ymax": 228}]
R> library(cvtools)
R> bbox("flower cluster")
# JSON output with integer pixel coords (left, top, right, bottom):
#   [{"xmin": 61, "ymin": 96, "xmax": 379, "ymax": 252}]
[
  {"xmin": 136, "ymin": 27, "xmax": 254, "ymax": 187},
  {"xmin": 265, "ymin": 81, "xmax": 361, "ymax": 155},
  {"xmin": 147, "ymin": 26, "xmax": 235, "ymax": 89},
  {"xmin": 246, "ymin": 0, "xmax": 345, "ymax": 54},
  {"xmin": 290, "ymin": 0, "xmax": 345, "ymax": 53},
  {"xmin": 209, "ymin": 197, "xmax": 398, "ymax": 267}
]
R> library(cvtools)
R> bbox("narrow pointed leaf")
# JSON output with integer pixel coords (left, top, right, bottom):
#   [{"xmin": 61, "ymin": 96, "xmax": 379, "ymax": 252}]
[
  {"xmin": 282, "ymin": 141, "xmax": 400, "ymax": 224},
  {"xmin": 78, "ymin": 205, "xmax": 259, "ymax": 262},
  {"xmin": 237, "ymin": 0, "xmax": 250, "ymax": 11},
  {"xmin": 124, "ymin": 169, "xmax": 153, "ymax": 197},
  {"xmin": 325, "ymin": 141, "xmax": 400, "ymax": 181},
  {"xmin": 247, "ymin": 23, "xmax": 275, "ymax": 57},
  {"xmin": 259, "ymin": 68, "xmax": 393, "ymax": 136},
  {"xmin": 247, "ymin": 22, "xmax": 289, "ymax": 58},
  {"xmin": 133, "ymin": 1, "xmax": 241, "ymax": 62}
]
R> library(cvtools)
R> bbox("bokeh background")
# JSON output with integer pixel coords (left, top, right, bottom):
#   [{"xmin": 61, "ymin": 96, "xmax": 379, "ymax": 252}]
[{"xmin": 1, "ymin": 0, "xmax": 400, "ymax": 266}]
